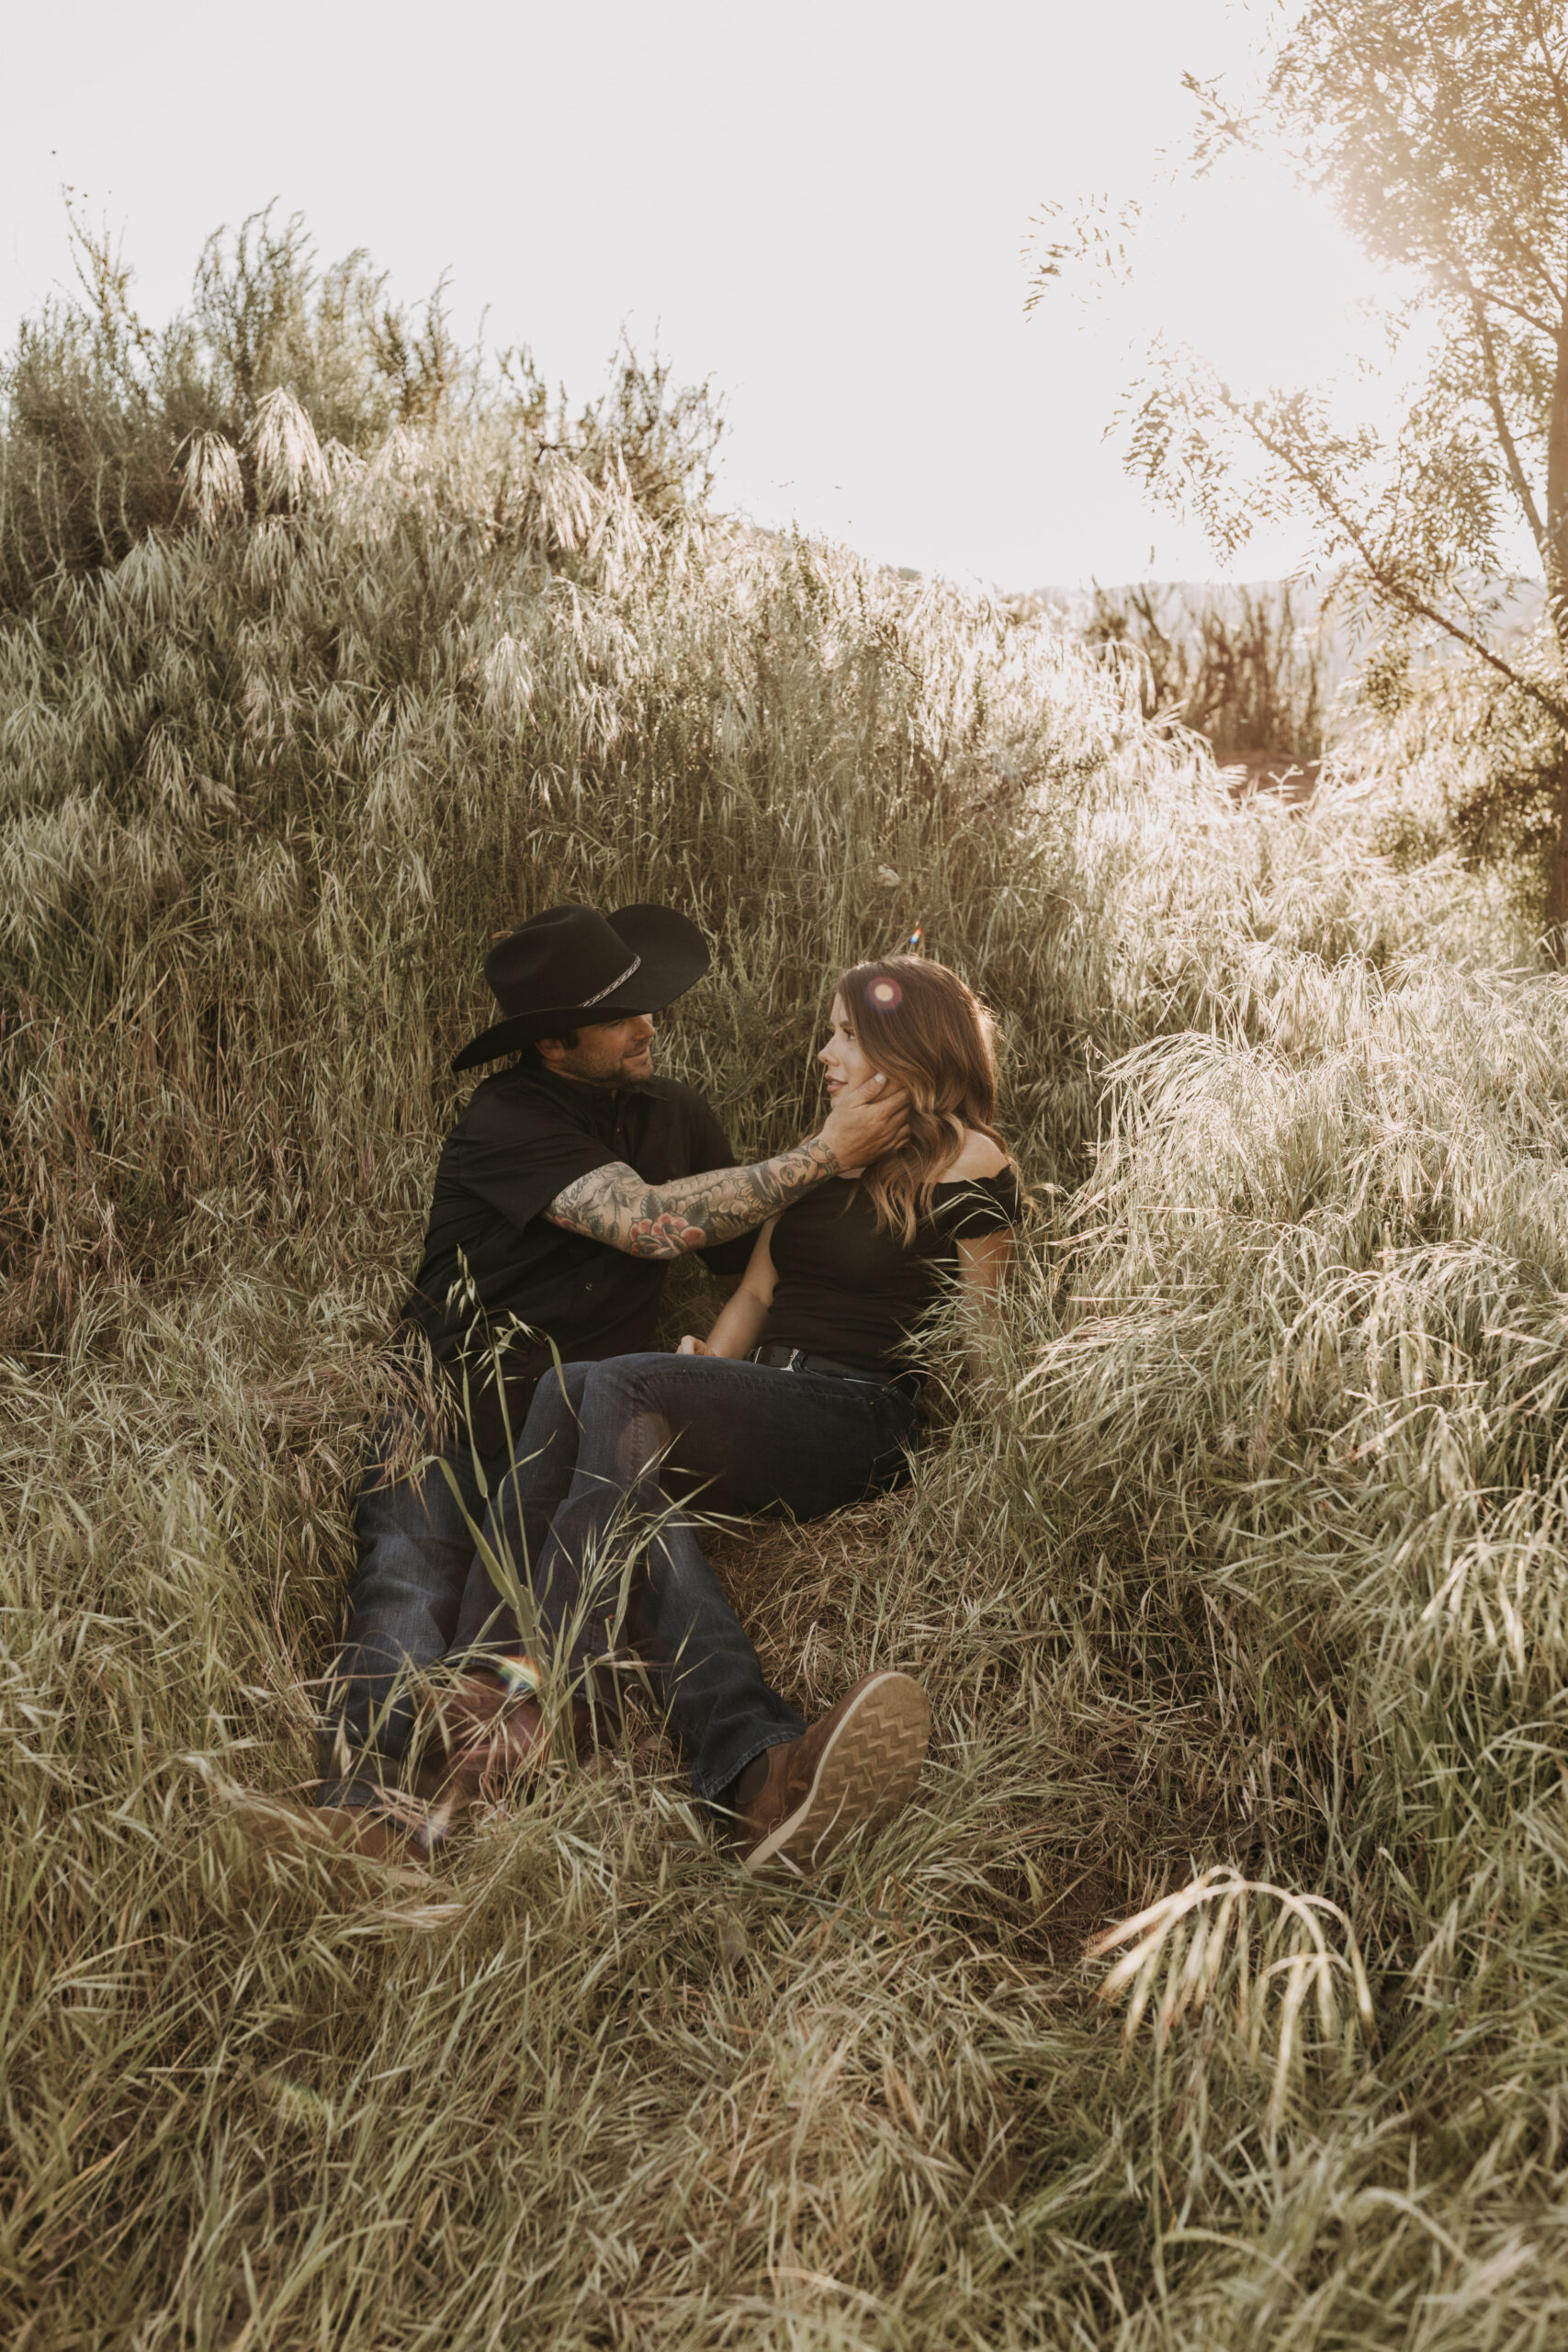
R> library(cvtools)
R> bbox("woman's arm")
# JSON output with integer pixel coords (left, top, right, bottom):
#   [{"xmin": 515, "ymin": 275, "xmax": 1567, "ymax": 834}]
[
  {"xmin": 938, "ymin": 1128, "xmax": 1015, "ymax": 1378},
  {"xmin": 680, "ymin": 1222, "xmax": 780, "ymax": 1359},
  {"xmin": 955, "ymin": 1228, "xmax": 1014, "ymax": 1382}
]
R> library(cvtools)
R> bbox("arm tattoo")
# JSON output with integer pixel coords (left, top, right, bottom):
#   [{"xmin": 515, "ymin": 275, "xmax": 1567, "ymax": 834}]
[{"xmin": 545, "ymin": 1137, "xmax": 840, "ymax": 1259}]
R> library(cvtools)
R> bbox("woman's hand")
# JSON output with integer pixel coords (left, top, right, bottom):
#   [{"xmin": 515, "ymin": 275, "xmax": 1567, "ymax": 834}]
[{"xmin": 678, "ymin": 1334, "xmax": 713, "ymax": 1356}]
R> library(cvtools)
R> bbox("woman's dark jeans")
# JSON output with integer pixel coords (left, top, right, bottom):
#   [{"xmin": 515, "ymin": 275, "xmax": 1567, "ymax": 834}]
[{"xmin": 450, "ymin": 1352, "xmax": 918, "ymax": 1803}]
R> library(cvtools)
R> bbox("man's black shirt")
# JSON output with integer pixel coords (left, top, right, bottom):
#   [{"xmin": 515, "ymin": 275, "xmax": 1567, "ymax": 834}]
[{"xmin": 400, "ymin": 1063, "xmax": 749, "ymax": 1454}]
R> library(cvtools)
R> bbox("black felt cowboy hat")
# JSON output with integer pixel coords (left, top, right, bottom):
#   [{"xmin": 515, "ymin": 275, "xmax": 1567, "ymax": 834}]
[{"xmin": 452, "ymin": 902, "xmax": 710, "ymax": 1072}]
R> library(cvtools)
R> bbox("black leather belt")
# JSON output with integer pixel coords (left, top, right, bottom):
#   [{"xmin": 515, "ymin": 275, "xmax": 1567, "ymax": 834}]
[{"xmin": 749, "ymin": 1343, "xmax": 921, "ymax": 1400}]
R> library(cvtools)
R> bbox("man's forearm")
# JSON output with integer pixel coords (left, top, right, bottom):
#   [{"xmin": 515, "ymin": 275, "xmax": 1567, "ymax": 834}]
[{"xmin": 546, "ymin": 1138, "xmax": 840, "ymax": 1259}]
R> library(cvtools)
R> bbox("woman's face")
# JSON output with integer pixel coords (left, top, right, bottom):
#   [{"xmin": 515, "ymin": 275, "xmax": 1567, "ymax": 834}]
[{"xmin": 818, "ymin": 992, "xmax": 878, "ymax": 1098}]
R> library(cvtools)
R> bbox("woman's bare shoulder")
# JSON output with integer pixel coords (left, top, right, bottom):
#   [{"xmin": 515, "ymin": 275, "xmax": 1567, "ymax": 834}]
[{"xmin": 938, "ymin": 1130, "xmax": 1010, "ymax": 1182}]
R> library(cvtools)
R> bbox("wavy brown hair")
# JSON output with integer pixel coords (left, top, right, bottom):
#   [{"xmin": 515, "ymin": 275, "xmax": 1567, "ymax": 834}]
[{"xmin": 832, "ymin": 956, "xmax": 1010, "ymax": 1243}]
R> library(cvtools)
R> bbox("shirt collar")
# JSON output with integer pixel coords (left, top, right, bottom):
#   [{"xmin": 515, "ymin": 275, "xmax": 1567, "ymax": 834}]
[{"xmin": 502, "ymin": 1062, "xmax": 653, "ymax": 1112}]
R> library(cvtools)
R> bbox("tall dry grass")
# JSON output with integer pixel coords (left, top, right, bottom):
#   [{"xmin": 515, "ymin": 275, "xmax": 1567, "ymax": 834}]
[
  {"xmin": 1, "ymin": 220, "xmax": 1560, "ymax": 2347},
  {"xmin": 1078, "ymin": 580, "xmax": 1331, "ymax": 765}
]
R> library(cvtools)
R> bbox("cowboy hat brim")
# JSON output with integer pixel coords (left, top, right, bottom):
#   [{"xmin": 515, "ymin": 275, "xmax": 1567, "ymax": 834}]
[{"xmin": 451, "ymin": 903, "xmax": 709, "ymax": 1072}]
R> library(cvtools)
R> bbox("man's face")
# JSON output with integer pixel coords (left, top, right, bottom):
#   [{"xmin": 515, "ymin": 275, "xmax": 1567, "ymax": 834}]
[{"xmin": 540, "ymin": 1013, "xmax": 656, "ymax": 1087}]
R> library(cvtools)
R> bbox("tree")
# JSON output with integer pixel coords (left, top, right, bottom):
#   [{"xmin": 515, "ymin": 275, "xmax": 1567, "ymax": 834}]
[{"xmin": 1037, "ymin": 1, "xmax": 1568, "ymax": 951}]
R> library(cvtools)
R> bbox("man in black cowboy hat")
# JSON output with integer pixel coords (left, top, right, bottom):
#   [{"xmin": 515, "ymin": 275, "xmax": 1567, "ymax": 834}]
[{"xmin": 310, "ymin": 901, "xmax": 906, "ymax": 1858}]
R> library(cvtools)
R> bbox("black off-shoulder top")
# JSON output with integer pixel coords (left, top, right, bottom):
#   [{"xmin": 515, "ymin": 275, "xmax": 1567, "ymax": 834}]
[{"xmin": 757, "ymin": 1169, "xmax": 1020, "ymax": 1376}]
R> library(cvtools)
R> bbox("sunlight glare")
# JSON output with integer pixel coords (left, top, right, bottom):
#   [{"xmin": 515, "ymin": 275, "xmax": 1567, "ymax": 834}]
[{"xmin": 1132, "ymin": 153, "xmax": 1426, "ymax": 422}]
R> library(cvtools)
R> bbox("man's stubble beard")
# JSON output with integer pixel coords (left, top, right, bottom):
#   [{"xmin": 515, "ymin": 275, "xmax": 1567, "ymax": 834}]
[{"xmin": 571, "ymin": 1046, "xmax": 656, "ymax": 1090}]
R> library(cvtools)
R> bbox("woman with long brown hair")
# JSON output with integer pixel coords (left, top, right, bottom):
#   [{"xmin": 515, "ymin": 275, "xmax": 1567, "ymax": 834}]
[
  {"xmin": 687, "ymin": 953, "xmax": 1014, "ymax": 1384},
  {"xmin": 441, "ymin": 954, "xmax": 1020, "ymax": 1872}
]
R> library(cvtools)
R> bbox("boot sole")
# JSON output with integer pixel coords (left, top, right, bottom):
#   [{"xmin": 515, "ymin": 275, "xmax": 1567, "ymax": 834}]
[{"xmin": 741, "ymin": 1672, "xmax": 931, "ymax": 1875}]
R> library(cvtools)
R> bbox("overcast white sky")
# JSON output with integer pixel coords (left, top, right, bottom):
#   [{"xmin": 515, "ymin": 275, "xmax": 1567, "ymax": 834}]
[{"xmin": 1, "ymin": 0, "xmax": 1398, "ymax": 590}]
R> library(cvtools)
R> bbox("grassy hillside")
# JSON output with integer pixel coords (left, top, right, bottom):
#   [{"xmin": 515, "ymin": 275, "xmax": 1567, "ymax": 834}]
[{"xmin": 4, "ymin": 226, "xmax": 1565, "ymax": 2347}]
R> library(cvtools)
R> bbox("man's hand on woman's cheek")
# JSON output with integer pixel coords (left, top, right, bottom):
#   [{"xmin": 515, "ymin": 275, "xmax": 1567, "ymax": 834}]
[{"xmin": 818, "ymin": 1071, "xmax": 910, "ymax": 1165}]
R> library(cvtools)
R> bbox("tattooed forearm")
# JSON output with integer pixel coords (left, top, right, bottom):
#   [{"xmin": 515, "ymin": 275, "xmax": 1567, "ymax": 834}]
[{"xmin": 545, "ymin": 1137, "xmax": 840, "ymax": 1258}]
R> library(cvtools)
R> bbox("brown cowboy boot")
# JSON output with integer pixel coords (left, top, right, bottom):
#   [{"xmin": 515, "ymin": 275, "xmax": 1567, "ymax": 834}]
[
  {"xmin": 233, "ymin": 1790, "xmax": 440, "ymax": 1883},
  {"xmin": 425, "ymin": 1662, "xmax": 597, "ymax": 1808},
  {"xmin": 733, "ymin": 1671, "xmax": 931, "ymax": 1875}
]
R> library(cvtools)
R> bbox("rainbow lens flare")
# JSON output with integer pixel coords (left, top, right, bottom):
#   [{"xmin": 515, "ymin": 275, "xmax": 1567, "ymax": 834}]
[{"xmin": 866, "ymin": 977, "xmax": 903, "ymax": 1012}]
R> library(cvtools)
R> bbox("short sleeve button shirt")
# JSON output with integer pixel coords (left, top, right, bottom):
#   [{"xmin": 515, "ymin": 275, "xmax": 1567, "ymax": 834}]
[{"xmin": 401, "ymin": 1063, "xmax": 745, "ymax": 1452}]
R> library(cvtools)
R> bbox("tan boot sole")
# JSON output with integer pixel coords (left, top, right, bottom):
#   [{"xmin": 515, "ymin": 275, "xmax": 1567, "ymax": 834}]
[{"xmin": 741, "ymin": 1672, "xmax": 931, "ymax": 1875}]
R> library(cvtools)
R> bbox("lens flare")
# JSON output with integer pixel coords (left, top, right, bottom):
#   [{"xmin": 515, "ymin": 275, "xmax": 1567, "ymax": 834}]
[{"xmin": 866, "ymin": 977, "xmax": 903, "ymax": 1012}]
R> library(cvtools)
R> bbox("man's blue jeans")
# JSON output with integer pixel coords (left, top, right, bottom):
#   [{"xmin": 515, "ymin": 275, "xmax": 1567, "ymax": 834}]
[
  {"xmin": 317, "ymin": 1424, "xmax": 514, "ymax": 1808},
  {"xmin": 449, "ymin": 1353, "xmax": 919, "ymax": 1803}
]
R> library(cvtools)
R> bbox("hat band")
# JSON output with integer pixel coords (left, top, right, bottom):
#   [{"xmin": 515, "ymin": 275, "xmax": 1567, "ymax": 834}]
[{"xmin": 579, "ymin": 954, "xmax": 642, "ymax": 1008}]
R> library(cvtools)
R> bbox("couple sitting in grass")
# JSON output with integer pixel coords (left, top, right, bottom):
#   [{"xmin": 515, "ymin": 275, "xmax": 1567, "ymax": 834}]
[{"xmin": 305, "ymin": 900, "xmax": 1019, "ymax": 1874}]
